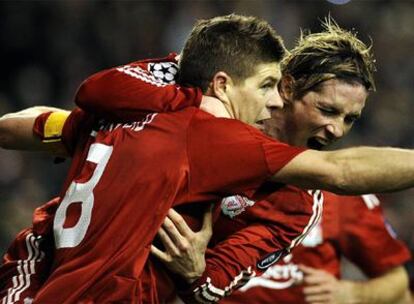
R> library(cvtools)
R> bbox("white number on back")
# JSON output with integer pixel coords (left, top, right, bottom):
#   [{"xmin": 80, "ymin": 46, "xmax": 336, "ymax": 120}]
[{"xmin": 54, "ymin": 143, "xmax": 113, "ymax": 248}]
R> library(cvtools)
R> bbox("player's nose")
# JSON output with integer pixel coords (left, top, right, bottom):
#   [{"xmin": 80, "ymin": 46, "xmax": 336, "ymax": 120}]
[{"xmin": 266, "ymin": 88, "xmax": 284, "ymax": 110}]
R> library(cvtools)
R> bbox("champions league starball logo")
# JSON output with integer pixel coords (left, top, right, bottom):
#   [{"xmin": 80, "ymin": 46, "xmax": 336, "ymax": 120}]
[{"xmin": 148, "ymin": 62, "xmax": 178, "ymax": 84}]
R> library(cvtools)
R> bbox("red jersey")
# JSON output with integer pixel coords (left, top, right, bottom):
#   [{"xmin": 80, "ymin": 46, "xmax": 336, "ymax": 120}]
[
  {"xmin": 21, "ymin": 57, "xmax": 304, "ymax": 302},
  {"xmin": 181, "ymin": 187, "xmax": 322, "ymax": 303},
  {"xmin": 69, "ymin": 55, "xmax": 321, "ymax": 303},
  {"xmin": 149, "ymin": 186, "xmax": 322, "ymax": 303},
  {"xmin": 1, "ymin": 55, "xmax": 312, "ymax": 302},
  {"xmin": 222, "ymin": 193, "xmax": 412, "ymax": 304},
  {"xmin": 1, "ymin": 187, "xmax": 321, "ymax": 304}
]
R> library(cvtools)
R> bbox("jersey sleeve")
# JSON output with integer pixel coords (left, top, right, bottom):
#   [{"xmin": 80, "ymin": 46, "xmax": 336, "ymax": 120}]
[
  {"xmin": 338, "ymin": 194, "xmax": 411, "ymax": 277},
  {"xmin": 178, "ymin": 186, "xmax": 322, "ymax": 303},
  {"xmin": 187, "ymin": 114, "xmax": 306, "ymax": 200},
  {"xmin": 75, "ymin": 54, "xmax": 202, "ymax": 121}
]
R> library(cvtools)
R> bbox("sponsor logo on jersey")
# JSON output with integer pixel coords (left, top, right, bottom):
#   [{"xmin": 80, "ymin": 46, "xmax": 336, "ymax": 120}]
[
  {"xmin": 240, "ymin": 254, "xmax": 304, "ymax": 291},
  {"xmin": 221, "ymin": 195, "xmax": 255, "ymax": 218},
  {"xmin": 257, "ymin": 249, "xmax": 285, "ymax": 270},
  {"xmin": 148, "ymin": 62, "xmax": 178, "ymax": 84}
]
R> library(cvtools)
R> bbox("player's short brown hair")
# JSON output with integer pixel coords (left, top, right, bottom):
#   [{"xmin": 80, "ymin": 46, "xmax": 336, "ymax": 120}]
[
  {"xmin": 178, "ymin": 14, "xmax": 286, "ymax": 92},
  {"xmin": 282, "ymin": 18, "xmax": 376, "ymax": 99}
]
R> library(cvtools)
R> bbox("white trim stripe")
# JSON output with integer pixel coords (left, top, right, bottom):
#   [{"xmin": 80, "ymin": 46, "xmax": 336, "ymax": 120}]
[
  {"xmin": 290, "ymin": 190, "xmax": 324, "ymax": 248},
  {"xmin": 191, "ymin": 190, "xmax": 324, "ymax": 303},
  {"xmin": 193, "ymin": 267, "xmax": 256, "ymax": 303},
  {"xmin": 2, "ymin": 233, "xmax": 43, "ymax": 304}
]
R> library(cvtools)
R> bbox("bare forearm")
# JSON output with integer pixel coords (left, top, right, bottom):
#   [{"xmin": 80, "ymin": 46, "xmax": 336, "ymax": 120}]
[
  {"xmin": 0, "ymin": 106, "xmax": 68, "ymax": 151},
  {"xmin": 343, "ymin": 267, "xmax": 409, "ymax": 304},
  {"xmin": 276, "ymin": 147, "xmax": 414, "ymax": 195}
]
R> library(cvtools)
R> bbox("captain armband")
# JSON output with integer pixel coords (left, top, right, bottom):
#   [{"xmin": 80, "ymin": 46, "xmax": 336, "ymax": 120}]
[{"xmin": 42, "ymin": 111, "xmax": 69, "ymax": 143}]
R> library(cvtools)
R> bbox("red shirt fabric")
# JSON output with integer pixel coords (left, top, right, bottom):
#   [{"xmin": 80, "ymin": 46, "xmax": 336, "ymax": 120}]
[
  {"xmin": 67, "ymin": 55, "xmax": 313, "ymax": 303},
  {"xmin": 31, "ymin": 99, "xmax": 303, "ymax": 302},
  {"xmin": 0, "ymin": 186, "xmax": 320, "ymax": 304},
  {"xmin": 1, "ymin": 55, "xmax": 309, "ymax": 303},
  {"xmin": 180, "ymin": 187, "xmax": 322, "ymax": 303},
  {"xmin": 75, "ymin": 53, "xmax": 202, "ymax": 122},
  {"xmin": 0, "ymin": 198, "xmax": 59, "ymax": 304},
  {"xmin": 221, "ymin": 193, "xmax": 412, "ymax": 304}
]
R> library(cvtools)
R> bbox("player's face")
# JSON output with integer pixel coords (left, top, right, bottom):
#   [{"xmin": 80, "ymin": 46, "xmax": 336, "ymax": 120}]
[
  {"xmin": 265, "ymin": 78, "xmax": 368, "ymax": 149},
  {"xmin": 225, "ymin": 62, "xmax": 283, "ymax": 129}
]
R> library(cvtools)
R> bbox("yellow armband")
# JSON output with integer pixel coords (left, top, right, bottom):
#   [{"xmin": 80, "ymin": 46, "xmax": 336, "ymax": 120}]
[{"xmin": 43, "ymin": 111, "xmax": 69, "ymax": 143}]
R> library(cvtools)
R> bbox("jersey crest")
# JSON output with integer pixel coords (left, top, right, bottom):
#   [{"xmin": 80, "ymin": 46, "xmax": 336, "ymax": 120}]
[{"xmin": 221, "ymin": 195, "xmax": 255, "ymax": 218}]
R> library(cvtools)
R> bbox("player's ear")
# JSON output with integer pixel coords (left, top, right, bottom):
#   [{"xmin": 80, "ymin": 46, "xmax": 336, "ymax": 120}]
[
  {"xmin": 279, "ymin": 75, "xmax": 295, "ymax": 105},
  {"xmin": 207, "ymin": 71, "xmax": 232, "ymax": 105}
]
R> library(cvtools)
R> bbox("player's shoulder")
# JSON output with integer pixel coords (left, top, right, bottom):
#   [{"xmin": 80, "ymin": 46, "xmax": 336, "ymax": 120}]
[
  {"xmin": 256, "ymin": 183, "xmax": 320, "ymax": 212},
  {"xmin": 266, "ymin": 184, "xmax": 316, "ymax": 199},
  {"xmin": 329, "ymin": 193, "xmax": 383, "ymax": 226},
  {"xmin": 359, "ymin": 194, "xmax": 381, "ymax": 210},
  {"xmin": 340, "ymin": 193, "xmax": 381, "ymax": 211},
  {"xmin": 189, "ymin": 111, "xmax": 266, "ymax": 138}
]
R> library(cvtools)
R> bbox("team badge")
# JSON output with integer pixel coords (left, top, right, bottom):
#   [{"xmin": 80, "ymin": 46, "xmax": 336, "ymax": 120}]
[
  {"xmin": 221, "ymin": 195, "xmax": 255, "ymax": 218},
  {"xmin": 148, "ymin": 62, "xmax": 178, "ymax": 84}
]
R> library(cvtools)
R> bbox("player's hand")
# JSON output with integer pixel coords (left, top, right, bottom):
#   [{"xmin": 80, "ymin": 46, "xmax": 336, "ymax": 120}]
[
  {"xmin": 150, "ymin": 206, "xmax": 213, "ymax": 284},
  {"xmin": 200, "ymin": 96, "xmax": 231, "ymax": 118},
  {"xmin": 301, "ymin": 265, "xmax": 355, "ymax": 304}
]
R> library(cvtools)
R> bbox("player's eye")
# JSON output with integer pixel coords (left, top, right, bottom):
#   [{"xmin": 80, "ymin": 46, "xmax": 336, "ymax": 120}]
[
  {"xmin": 318, "ymin": 107, "xmax": 337, "ymax": 116},
  {"xmin": 261, "ymin": 82, "xmax": 276, "ymax": 91}
]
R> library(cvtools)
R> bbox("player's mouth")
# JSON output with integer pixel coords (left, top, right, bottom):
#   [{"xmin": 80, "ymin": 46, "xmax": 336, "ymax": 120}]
[
  {"xmin": 307, "ymin": 137, "xmax": 329, "ymax": 150},
  {"xmin": 254, "ymin": 119, "xmax": 267, "ymax": 132}
]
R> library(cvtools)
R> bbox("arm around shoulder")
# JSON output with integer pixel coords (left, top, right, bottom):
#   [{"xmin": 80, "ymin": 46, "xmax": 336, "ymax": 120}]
[
  {"xmin": 0, "ymin": 106, "xmax": 69, "ymax": 154},
  {"xmin": 273, "ymin": 146, "xmax": 414, "ymax": 195}
]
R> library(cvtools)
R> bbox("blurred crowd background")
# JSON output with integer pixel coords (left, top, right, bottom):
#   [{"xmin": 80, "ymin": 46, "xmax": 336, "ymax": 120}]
[{"xmin": 1, "ymin": 0, "xmax": 414, "ymax": 281}]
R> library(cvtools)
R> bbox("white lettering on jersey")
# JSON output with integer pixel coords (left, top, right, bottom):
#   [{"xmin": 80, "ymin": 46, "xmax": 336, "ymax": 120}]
[
  {"xmin": 54, "ymin": 143, "xmax": 113, "ymax": 248},
  {"xmin": 101, "ymin": 113, "xmax": 157, "ymax": 132}
]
